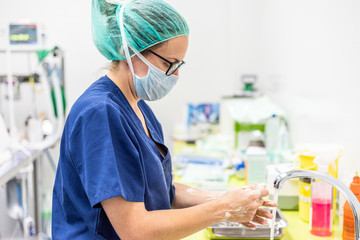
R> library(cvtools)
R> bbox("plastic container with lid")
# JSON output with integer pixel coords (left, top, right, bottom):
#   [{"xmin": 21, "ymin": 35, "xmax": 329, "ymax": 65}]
[
  {"xmin": 295, "ymin": 144, "xmax": 342, "ymax": 222},
  {"xmin": 343, "ymin": 172, "xmax": 360, "ymax": 240}
]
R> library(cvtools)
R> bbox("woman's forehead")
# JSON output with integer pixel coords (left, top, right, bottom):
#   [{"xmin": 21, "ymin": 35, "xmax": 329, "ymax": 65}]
[{"xmin": 157, "ymin": 36, "xmax": 188, "ymax": 59}]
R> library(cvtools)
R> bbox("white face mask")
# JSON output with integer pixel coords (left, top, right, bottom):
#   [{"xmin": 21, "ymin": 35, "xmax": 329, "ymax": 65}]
[
  {"xmin": 118, "ymin": 6, "xmax": 179, "ymax": 101},
  {"xmin": 130, "ymin": 47, "xmax": 179, "ymax": 101}
]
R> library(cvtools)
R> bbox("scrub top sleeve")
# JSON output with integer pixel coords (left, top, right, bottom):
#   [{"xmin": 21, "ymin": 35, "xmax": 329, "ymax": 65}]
[{"xmin": 69, "ymin": 102, "xmax": 145, "ymax": 208}]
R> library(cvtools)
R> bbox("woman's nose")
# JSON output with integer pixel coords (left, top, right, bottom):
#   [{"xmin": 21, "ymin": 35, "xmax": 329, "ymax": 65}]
[{"xmin": 173, "ymin": 69, "xmax": 180, "ymax": 76}]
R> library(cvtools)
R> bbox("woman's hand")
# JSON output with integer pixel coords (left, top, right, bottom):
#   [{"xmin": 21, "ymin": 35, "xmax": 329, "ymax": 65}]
[{"xmin": 216, "ymin": 184, "xmax": 277, "ymax": 229}]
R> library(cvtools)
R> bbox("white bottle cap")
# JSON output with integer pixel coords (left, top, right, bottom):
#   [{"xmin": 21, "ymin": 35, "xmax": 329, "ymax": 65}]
[
  {"xmin": 313, "ymin": 153, "xmax": 338, "ymax": 174},
  {"xmin": 317, "ymin": 164, "xmax": 329, "ymax": 173}
]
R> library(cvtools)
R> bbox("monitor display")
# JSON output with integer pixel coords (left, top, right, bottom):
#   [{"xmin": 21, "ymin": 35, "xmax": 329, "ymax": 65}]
[{"xmin": 9, "ymin": 24, "xmax": 37, "ymax": 45}]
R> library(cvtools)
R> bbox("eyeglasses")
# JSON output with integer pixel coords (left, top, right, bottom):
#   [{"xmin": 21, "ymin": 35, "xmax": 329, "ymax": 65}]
[{"xmin": 147, "ymin": 49, "xmax": 185, "ymax": 76}]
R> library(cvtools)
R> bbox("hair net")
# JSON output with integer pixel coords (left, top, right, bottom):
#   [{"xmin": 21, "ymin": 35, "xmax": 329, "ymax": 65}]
[{"xmin": 91, "ymin": 0, "xmax": 190, "ymax": 61}]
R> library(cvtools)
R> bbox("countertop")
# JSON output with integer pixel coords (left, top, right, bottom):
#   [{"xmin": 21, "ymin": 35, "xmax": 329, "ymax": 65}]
[{"xmin": 178, "ymin": 176, "xmax": 343, "ymax": 240}]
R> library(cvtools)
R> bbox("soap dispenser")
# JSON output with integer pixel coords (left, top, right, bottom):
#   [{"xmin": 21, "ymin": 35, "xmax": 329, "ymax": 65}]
[
  {"xmin": 343, "ymin": 172, "xmax": 360, "ymax": 240},
  {"xmin": 310, "ymin": 153, "xmax": 337, "ymax": 237}
]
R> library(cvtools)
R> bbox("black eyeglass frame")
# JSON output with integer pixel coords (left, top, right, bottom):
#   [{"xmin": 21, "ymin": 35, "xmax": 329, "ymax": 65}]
[{"xmin": 147, "ymin": 49, "xmax": 185, "ymax": 76}]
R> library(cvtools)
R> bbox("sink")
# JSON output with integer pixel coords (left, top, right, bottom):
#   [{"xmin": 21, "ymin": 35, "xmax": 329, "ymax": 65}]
[{"xmin": 206, "ymin": 208, "xmax": 288, "ymax": 239}]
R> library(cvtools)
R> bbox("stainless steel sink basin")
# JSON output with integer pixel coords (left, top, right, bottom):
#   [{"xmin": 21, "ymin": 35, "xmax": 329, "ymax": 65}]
[{"xmin": 207, "ymin": 208, "xmax": 288, "ymax": 239}]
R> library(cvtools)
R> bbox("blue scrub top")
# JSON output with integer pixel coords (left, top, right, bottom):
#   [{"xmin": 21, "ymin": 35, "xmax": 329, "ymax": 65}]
[{"xmin": 52, "ymin": 75, "xmax": 175, "ymax": 240}]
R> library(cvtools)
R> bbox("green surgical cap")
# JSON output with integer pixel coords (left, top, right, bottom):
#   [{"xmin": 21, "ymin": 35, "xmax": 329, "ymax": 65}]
[{"xmin": 91, "ymin": 0, "xmax": 190, "ymax": 61}]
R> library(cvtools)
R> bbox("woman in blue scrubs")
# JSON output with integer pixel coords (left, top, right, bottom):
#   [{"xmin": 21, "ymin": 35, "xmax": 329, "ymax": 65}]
[{"xmin": 52, "ymin": 0, "xmax": 277, "ymax": 239}]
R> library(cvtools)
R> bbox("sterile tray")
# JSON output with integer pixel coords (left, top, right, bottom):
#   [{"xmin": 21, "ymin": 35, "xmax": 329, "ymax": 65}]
[{"xmin": 207, "ymin": 208, "xmax": 288, "ymax": 239}]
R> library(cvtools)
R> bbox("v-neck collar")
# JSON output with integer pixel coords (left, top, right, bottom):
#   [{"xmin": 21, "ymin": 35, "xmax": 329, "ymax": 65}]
[
  {"xmin": 103, "ymin": 75, "xmax": 168, "ymax": 160},
  {"xmin": 138, "ymin": 101, "xmax": 169, "ymax": 161}
]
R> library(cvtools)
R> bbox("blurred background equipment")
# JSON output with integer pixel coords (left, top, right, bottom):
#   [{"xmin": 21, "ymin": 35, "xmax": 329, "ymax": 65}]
[{"xmin": 0, "ymin": 21, "xmax": 65, "ymax": 239}]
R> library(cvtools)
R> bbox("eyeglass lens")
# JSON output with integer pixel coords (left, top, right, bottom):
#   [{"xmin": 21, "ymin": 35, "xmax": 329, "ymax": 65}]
[{"xmin": 167, "ymin": 62, "xmax": 184, "ymax": 76}]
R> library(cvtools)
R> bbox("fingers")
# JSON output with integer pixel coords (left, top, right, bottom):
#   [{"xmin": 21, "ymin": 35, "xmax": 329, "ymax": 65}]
[
  {"xmin": 246, "ymin": 184, "xmax": 258, "ymax": 190},
  {"xmin": 252, "ymin": 215, "xmax": 269, "ymax": 226},
  {"xmin": 258, "ymin": 186, "xmax": 269, "ymax": 198},
  {"xmin": 256, "ymin": 197, "xmax": 265, "ymax": 207},
  {"xmin": 244, "ymin": 184, "xmax": 269, "ymax": 199},
  {"xmin": 255, "ymin": 208, "xmax": 273, "ymax": 219},
  {"xmin": 241, "ymin": 222, "xmax": 257, "ymax": 230},
  {"xmin": 262, "ymin": 200, "xmax": 278, "ymax": 207},
  {"xmin": 247, "ymin": 189, "xmax": 268, "ymax": 201},
  {"xmin": 220, "ymin": 185, "xmax": 275, "ymax": 225}
]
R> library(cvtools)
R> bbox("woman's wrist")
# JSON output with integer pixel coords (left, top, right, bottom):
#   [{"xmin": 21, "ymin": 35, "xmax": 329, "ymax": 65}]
[{"xmin": 204, "ymin": 196, "xmax": 230, "ymax": 225}]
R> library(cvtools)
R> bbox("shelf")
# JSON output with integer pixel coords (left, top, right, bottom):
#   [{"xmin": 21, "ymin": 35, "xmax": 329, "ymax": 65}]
[{"xmin": 0, "ymin": 148, "xmax": 43, "ymax": 186}]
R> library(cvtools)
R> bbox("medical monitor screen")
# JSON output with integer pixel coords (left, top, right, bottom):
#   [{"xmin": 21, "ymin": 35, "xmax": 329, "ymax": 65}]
[{"xmin": 9, "ymin": 24, "xmax": 37, "ymax": 45}]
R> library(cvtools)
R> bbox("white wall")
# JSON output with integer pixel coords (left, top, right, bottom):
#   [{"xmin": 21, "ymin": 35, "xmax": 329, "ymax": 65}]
[
  {"xmin": 158, "ymin": 0, "xmax": 360, "ymax": 175},
  {"xmin": 257, "ymin": 0, "xmax": 360, "ymax": 173},
  {"xmin": 147, "ymin": 0, "xmax": 265, "ymax": 145}
]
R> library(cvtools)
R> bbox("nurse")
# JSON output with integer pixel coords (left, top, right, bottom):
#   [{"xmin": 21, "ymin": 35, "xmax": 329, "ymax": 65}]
[{"xmin": 52, "ymin": 0, "xmax": 277, "ymax": 239}]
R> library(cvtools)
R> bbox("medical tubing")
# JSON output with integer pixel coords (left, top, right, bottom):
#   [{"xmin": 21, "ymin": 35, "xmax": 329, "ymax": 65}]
[
  {"xmin": 42, "ymin": 67, "xmax": 64, "ymax": 147},
  {"xmin": 6, "ymin": 48, "xmax": 17, "ymax": 139},
  {"xmin": 26, "ymin": 66, "xmax": 64, "ymax": 150},
  {"xmin": 39, "ymin": 64, "xmax": 56, "ymax": 126}
]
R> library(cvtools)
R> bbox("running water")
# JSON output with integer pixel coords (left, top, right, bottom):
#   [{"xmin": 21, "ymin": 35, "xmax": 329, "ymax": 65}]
[{"xmin": 270, "ymin": 189, "xmax": 279, "ymax": 240}]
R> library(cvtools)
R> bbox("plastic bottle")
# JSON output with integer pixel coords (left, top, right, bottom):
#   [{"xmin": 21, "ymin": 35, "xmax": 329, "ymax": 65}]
[
  {"xmin": 265, "ymin": 114, "xmax": 280, "ymax": 154},
  {"xmin": 277, "ymin": 121, "xmax": 289, "ymax": 151},
  {"xmin": 310, "ymin": 154, "xmax": 336, "ymax": 237},
  {"xmin": 342, "ymin": 172, "xmax": 360, "ymax": 240}
]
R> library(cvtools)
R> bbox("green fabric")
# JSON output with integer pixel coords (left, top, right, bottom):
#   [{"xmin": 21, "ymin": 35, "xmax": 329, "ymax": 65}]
[
  {"xmin": 91, "ymin": 0, "xmax": 189, "ymax": 60},
  {"xmin": 36, "ymin": 46, "xmax": 59, "ymax": 62}
]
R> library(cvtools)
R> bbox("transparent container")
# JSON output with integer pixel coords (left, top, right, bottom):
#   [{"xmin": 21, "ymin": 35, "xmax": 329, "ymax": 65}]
[{"xmin": 310, "ymin": 180, "xmax": 333, "ymax": 237}]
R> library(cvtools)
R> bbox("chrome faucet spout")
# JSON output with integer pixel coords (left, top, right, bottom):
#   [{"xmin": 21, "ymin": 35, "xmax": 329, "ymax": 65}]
[{"xmin": 273, "ymin": 170, "xmax": 360, "ymax": 240}]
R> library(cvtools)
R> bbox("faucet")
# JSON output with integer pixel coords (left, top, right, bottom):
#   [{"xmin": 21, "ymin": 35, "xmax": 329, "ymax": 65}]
[{"xmin": 274, "ymin": 170, "xmax": 360, "ymax": 240}]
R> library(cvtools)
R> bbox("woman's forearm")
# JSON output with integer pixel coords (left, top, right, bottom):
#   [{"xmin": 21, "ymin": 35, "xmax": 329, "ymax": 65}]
[
  {"xmin": 141, "ymin": 198, "xmax": 226, "ymax": 240},
  {"xmin": 103, "ymin": 196, "xmax": 227, "ymax": 240},
  {"xmin": 172, "ymin": 182, "xmax": 224, "ymax": 209},
  {"xmin": 102, "ymin": 186, "xmax": 276, "ymax": 240}
]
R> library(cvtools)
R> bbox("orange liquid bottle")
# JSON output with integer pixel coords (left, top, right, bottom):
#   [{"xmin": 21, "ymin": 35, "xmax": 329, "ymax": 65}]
[{"xmin": 343, "ymin": 172, "xmax": 360, "ymax": 240}]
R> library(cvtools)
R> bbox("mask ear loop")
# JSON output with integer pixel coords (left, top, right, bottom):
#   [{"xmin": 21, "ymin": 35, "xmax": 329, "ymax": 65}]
[
  {"xmin": 130, "ymin": 46, "xmax": 170, "ymax": 75},
  {"xmin": 117, "ymin": 4, "xmax": 168, "ymax": 76},
  {"xmin": 129, "ymin": 47, "xmax": 152, "ymax": 67},
  {"xmin": 118, "ymin": 4, "xmax": 135, "ymax": 76},
  {"xmin": 106, "ymin": 0, "xmax": 126, "ymax": 5}
]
